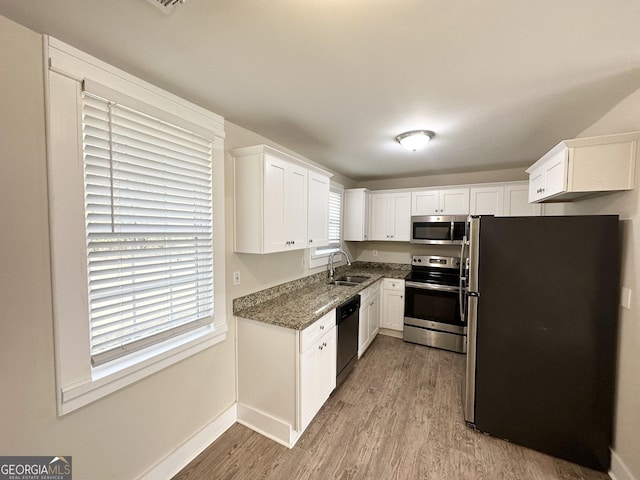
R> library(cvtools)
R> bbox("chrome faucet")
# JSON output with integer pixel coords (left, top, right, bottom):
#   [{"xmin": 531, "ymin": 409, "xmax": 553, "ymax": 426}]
[{"xmin": 328, "ymin": 248, "xmax": 352, "ymax": 283}]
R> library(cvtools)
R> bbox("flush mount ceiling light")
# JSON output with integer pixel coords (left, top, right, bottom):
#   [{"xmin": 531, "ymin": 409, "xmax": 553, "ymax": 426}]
[{"xmin": 395, "ymin": 130, "xmax": 435, "ymax": 152}]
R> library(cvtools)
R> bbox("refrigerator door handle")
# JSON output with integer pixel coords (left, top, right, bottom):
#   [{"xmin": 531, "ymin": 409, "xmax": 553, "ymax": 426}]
[
  {"xmin": 459, "ymin": 236, "xmax": 467, "ymax": 321},
  {"xmin": 463, "ymin": 293, "xmax": 479, "ymax": 425}
]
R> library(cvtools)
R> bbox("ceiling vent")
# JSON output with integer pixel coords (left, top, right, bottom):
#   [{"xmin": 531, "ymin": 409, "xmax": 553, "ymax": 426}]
[{"xmin": 146, "ymin": 0, "xmax": 188, "ymax": 14}]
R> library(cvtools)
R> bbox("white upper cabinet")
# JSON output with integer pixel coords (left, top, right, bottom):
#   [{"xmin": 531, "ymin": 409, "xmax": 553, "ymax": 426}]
[
  {"xmin": 503, "ymin": 182, "xmax": 542, "ymax": 216},
  {"xmin": 370, "ymin": 192, "xmax": 411, "ymax": 241},
  {"xmin": 307, "ymin": 171, "xmax": 330, "ymax": 248},
  {"xmin": 264, "ymin": 155, "xmax": 308, "ymax": 252},
  {"xmin": 233, "ymin": 145, "xmax": 331, "ymax": 254},
  {"xmin": 469, "ymin": 186, "xmax": 504, "ymax": 215},
  {"xmin": 344, "ymin": 188, "xmax": 370, "ymax": 241},
  {"xmin": 526, "ymin": 132, "xmax": 639, "ymax": 203},
  {"xmin": 470, "ymin": 182, "xmax": 541, "ymax": 216},
  {"xmin": 412, "ymin": 188, "xmax": 470, "ymax": 215}
]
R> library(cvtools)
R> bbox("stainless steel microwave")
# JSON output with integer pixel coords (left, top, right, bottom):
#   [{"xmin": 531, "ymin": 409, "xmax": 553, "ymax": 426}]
[{"xmin": 410, "ymin": 215, "xmax": 468, "ymax": 245}]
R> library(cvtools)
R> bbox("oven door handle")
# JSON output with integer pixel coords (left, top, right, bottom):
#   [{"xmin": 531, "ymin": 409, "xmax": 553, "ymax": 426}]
[{"xmin": 406, "ymin": 281, "xmax": 460, "ymax": 293}]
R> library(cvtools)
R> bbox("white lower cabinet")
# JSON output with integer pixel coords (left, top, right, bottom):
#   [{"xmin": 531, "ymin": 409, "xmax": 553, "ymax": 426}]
[
  {"xmin": 299, "ymin": 317, "xmax": 336, "ymax": 431},
  {"xmin": 358, "ymin": 281, "xmax": 380, "ymax": 357},
  {"xmin": 381, "ymin": 278, "xmax": 404, "ymax": 332},
  {"xmin": 237, "ymin": 311, "xmax": 336, "ymax": 448}
]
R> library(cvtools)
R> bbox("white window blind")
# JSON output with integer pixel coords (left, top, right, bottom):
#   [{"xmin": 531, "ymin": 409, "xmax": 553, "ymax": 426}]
[
  {"xmin": 328, "ymin": 189, "xmax": 342, "ymax": 246},
  {"xmin": 82, "ymin": 92, "xmax": 214, "ymax": 366},
  {"xmin": 312, "ymin": 186, "xmax": 343, "ymax": 259}
]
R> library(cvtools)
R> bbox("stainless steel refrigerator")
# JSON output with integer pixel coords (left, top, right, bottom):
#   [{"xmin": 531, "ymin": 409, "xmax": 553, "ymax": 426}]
[{"xmin": 462, "ymin": 215, "xmax": 620, "ymax": 472}]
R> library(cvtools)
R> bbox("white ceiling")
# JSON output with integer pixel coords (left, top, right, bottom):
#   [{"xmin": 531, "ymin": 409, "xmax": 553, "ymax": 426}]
[{"xmin": 2, "ymin": 0, "xmax": 640, "ymax": 180}]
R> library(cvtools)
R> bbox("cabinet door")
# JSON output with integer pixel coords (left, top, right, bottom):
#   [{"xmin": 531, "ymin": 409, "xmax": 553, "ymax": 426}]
[
  {"xmin": 504, "ymin": 184, "xmax": 541, "ymax": 216},
  {"xmin": 390, "ymin": 193, "xmax": 411, "ymax": 241},
  {"xmin": 307, "ymin": 171, "xmax": 330, "ymax": 247},
  {"xmin": 543, "ymin": 150, "xmax": 567, "ymax": 198},
  {"xmin": 528, "ymin": 166, "xmax": 546, "ymax": 203},
  {"xmin": 286, "ymin": 163, "xmax": 308, "ymax": 250},
  {"xmin": 369, "ymin": 194, "xmax": 391, "ymax": 240},
  {"xmin": 469, "ymin": 186, "xmax": 503, "ymax": 215},
  {"xmin": 411, "ymin": 190, "xmax": 439, "ymax": 215},
  {"xmin": 440, "ymin": 188, "xmax": 470, "ymax": 214},
  {"xmin": 368, "ymin": 295, "xmax": 380, "ymax": 339},
  {"xmin": 299, "ymin": 342, "xmax": 319, "ymax": 430},
  {"xmin": 344, "ymin": 189, "xmax": 369, "ymax": 241},
  {"xmin": 382, "ymin": 290, "xmax": 405, "ymax": 331},
  {"xmin": 264, "ymin": 155, "xmax": 288, "ymax": 253},
  {"xmin": 317, "ymin": 327, "xmax": 336, "ymax": 405},
  {"xmin": 358, "ymin": 301, "xmax": 369, "ymax": 358}
]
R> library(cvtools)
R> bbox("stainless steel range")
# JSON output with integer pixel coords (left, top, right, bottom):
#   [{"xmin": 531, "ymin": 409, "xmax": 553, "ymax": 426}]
[{"xmin": 403, "ymin": 255, "xmax": 467, "ymax": 353}]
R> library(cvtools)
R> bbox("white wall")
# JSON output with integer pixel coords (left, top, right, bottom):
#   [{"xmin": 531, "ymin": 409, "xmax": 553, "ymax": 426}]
[
  {"xmin": 357, "ymin": 166, "xmax": 528, "ymax": 190},
  {"xmin": 0, "ymin": 15, "xmax": 236, "ymax": 479},
  {"xmin": 558, "ymin": 88, "xmax": 640, "ymax": 479}
]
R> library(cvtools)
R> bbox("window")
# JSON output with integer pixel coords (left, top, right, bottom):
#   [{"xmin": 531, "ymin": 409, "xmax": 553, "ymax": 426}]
[
  {"xmin": 82, "ymin": 93, "xmax": 215, "ymax": 366},
  {"xmin": 309, "ymin": 182, "xmax": 344, "ymax": 267},
  {"xmin": 46, "ymin": 37, "xmax": 227, "ymax": 414}
]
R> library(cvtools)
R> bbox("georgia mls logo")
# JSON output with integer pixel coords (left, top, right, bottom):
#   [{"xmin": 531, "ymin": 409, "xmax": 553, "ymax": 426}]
[{"xmin": 0, "ymin": 456, "xmax": 72, "ymax": 480}]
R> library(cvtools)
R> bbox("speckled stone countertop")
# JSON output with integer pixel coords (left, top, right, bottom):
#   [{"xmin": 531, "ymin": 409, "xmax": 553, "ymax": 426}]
[{"xmin": 233, "ymin": 262, "xmax": 411, "ymax": 331}]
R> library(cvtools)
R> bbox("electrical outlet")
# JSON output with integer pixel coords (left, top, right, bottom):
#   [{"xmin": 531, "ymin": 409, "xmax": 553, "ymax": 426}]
[
  {"xmin": 621, "ymin": 287, "xmax": 632, "ymax": 310},
  {"xmin": 372, "ymin": 250, "xmax": 378, "ymax": 257},
  {"xmin": 233, "ymin": 271, "xmax": 241, "ymax": 286}
]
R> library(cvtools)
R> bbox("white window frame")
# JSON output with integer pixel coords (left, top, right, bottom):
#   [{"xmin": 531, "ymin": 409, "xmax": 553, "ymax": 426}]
[
  {"xmin": 309, "ymin": 182, "xmax": 344, "ymax": 268},
  {"xmin": 44, "ymin": 36, "xmax": 227, "ymax": 415}
]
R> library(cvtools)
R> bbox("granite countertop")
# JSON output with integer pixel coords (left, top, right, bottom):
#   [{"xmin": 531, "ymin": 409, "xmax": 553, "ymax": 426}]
[{"xmin": 233, "ymin": 262, "xmax": 411, "ymax": 331}]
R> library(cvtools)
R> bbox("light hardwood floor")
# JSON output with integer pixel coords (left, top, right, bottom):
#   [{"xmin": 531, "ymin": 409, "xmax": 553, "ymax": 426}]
[{"xmin": 174, "ymin": 335, "xmax": 610, "ymax": 480}]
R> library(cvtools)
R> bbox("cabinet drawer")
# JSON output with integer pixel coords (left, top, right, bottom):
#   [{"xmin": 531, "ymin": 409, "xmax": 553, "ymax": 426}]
[
  {"xmin": 300, "ymin": 310, "xmax": 335, "ymax": 352},
  {"xmin": 360, "ymin": 281, "xmax": 380, "ymax": 302},
  {"xmin": 383, "ymin": 278, "xmax": 405, "ymax": 291}
]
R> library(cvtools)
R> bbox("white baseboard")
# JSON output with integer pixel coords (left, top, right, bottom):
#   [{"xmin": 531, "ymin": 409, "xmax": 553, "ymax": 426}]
[
  {"xmin": 236, "ymin": 402, "xmax": 300, "ymax": 449},
  {"xmin": 139, "ymin": 403, "xmax": 237, "ymax": 480},
  {"xmin": 378, "ymin": 328, "xmax": 403, "ymax": 339},
  {"xmin": 610, "ymin": 450, "xmax": 638, "ymax": 480}
]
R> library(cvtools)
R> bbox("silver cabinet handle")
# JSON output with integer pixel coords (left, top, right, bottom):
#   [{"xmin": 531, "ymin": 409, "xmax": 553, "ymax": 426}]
[{"xmin": 320, "ymin": 325, "xmax": 324, "ymax": 330}]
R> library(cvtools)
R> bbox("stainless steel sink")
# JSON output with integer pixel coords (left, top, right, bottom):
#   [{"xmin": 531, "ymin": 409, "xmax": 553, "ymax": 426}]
[{"xmin": 329, "ymin": 275, "xmax": 370, "ymax": 286}]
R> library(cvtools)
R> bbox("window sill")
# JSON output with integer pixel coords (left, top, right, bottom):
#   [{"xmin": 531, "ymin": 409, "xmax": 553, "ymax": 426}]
[
  {"xmin": 309, "ymin": 247, "xmax": 341, "ymax": 269},
  {"xmin": 58, "ymin": 323, "xmax": 228, "ymax": 415}
]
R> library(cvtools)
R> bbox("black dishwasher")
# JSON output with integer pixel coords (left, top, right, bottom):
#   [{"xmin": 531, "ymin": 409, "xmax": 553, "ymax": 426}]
[{"xmin": 336, "ymin": 295, "xmax": 360, "ymax": 387}]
